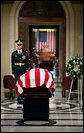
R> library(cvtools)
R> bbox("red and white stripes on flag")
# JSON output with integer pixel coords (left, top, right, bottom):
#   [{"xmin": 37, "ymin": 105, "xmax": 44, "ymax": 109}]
[
  {"xmin": 38, "ymin": 31, "xmax": 56, "ymax": 52},
  {"xmin": 14, "ymin": 68, "xmax": 55, "ymax": 97}
]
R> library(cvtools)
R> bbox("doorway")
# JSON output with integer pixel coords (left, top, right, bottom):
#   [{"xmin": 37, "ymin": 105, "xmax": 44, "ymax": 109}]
[{"xmin": 29, "ymin": 25, "xmax": 59, "ymax": 79}]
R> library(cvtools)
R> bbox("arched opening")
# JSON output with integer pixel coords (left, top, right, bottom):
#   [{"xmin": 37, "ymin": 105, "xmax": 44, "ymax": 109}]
[
  {"xmin": 9, "ymin": 1, "xmax": 75, "ymax": 88},
  {"xmin": 18, "ymin": 1, "xmax": 66, "ymax": 84}
]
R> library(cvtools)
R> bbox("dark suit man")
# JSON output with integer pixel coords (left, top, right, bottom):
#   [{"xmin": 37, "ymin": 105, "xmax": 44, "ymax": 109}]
[{"xmin": 11, "ymin": 39, "xmax": 29, "ymax": 103}]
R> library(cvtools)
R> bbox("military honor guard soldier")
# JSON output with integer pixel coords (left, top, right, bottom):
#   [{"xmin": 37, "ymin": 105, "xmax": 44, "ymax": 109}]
[{"xmin": 11, "ymin": 39, "xmax": 29, "ymax": 104}]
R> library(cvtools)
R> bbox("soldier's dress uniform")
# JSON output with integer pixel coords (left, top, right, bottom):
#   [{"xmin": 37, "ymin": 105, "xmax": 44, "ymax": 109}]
[
  {"xmin": 11, "ymin": 40, "xmax": 29, "ymax": 104},
  {"xmin": 11, "ymin": 49, "xmax": 28, "ymax": 81}
]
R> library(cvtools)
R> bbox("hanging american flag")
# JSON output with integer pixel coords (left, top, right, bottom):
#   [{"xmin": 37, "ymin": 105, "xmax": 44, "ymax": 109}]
[
  {"xmin": 14, "ymin": 68, "xmax": 55, "ymax": 97},
  {"xmin": 37, "ymin": 30, "xmax": 56, "ymax": 52}
]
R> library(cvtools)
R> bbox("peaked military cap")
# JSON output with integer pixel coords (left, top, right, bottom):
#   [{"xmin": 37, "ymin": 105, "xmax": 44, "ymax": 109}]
[{"xmin": 16, "ymin": 39, "xmax": 24, "ymax": 45}]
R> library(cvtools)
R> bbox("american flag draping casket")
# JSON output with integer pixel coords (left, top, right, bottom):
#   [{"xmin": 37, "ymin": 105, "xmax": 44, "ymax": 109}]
[{"xmin": 14, "ymin": 68, "xmax": 55, "ymax": 97}]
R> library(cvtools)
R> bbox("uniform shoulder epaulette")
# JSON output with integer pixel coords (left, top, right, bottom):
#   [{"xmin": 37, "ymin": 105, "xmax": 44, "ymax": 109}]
[{"xmin": 12, "ymin": 50, "xmax": 16, "ymax": 54}]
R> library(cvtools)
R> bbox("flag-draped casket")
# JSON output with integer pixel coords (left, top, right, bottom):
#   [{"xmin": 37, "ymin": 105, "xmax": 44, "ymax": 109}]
[
  {"xmin": 14, "ymin": 68, "xmax": 55, "ymax": 97},
  {"xmin": 14, "ymin": 68, "xmax": 55, "ymax": 120}
]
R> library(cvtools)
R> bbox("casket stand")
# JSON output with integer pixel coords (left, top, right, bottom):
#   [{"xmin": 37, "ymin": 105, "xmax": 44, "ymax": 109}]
[{"xmin": 22, "ymin": 84, "xmax": 52, "ymax": 121}]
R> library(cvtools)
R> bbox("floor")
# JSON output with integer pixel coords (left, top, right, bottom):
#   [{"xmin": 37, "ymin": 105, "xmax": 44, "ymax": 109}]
[{"xmin": 1, "ymin": 87, "xmax": 83, "ymax": 132}]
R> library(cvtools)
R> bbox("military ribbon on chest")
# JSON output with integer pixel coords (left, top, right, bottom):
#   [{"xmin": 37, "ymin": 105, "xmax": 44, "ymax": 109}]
[
  {"xmin": 22, "ymin": 55, "xmax": 26, "ymax": 60},
  {"xmin": 15, "ymin": 54, "xmax": 18, "ymax": 58}
]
